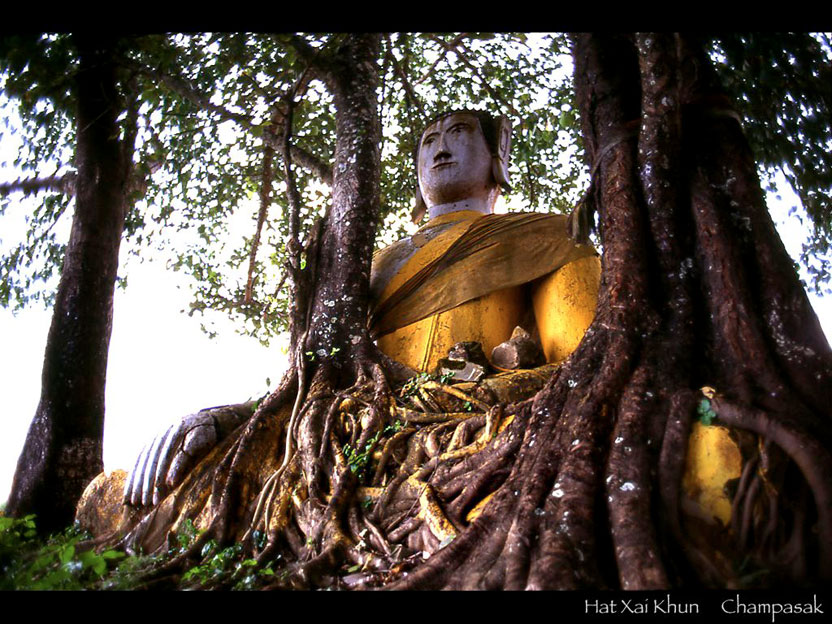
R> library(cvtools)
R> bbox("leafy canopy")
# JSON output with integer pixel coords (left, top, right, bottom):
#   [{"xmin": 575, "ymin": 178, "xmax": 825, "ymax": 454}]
[
  {"xmin": 1, "ymin": 33, "xmax": 830, "ymax": 343},
  {"xmin": 709, "ymin": 33, "xmax": 832, "ymax": 294}
]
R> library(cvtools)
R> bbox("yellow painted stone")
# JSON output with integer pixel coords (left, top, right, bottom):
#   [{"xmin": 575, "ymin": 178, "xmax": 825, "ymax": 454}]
[
  {"xmin": 379, "ymin": 285, "xmax": 526, "ymax": 372},
  {"xmin": 532, "ymin": 254, "xmax": 601, "ymax": 364},
  {"xmin": 374, "ymin": 210, "xmax": 601, "ymax": 373},
  {"xmin": 75, "ymin": 469, "xmax": 137, "ymax": 537},
  {"xmin": 465, "ymin": 491, "xmax": 495, "ymax": 523},
  {"xmin": 378, "ymin": 251, "xmax": 600, "ymax": 373},
  {"xmin": 681, "ymin": 422, "xmax": 743, "ymax": 526}
]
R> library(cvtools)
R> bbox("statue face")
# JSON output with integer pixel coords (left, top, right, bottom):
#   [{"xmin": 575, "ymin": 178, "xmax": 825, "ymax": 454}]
[{"xmin": 418, "ymin": 112, "xmax": 495, "ymax": 208}]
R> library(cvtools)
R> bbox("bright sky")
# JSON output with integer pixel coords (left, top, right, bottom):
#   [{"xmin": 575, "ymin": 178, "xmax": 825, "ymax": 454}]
[
  {"xmin": 0, "ymin": 258, "xmax": 288, "ymax": 504},
  {"xmin": 0, "ymin": 96, "xmax": 290, "ymax": 505}
]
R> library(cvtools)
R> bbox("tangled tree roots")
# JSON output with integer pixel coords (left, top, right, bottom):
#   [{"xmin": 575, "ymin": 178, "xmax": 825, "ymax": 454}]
[{"xmin": 100, "ymin": 334, "xmax": 828, "ymax": 590}]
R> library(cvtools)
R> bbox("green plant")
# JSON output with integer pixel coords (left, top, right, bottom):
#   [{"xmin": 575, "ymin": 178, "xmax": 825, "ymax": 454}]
[
  {"xmin": 180, "ymin": 538, "xmax": 282, "ymax": 589},
  {"xmin": 181, "ymin": 541, "xmax": 242, "ymax": 585},
  {"xmin": 100, "ymin": 552, "xmax": 158, "ymax": 590},
  {"xmin": 175, "ymin": 518, "xmax": 202, "ymax": 552},
  {"xmin": 697, "ymin": 398, "xmax": 717, "ymax": 426},
  {"xmin": 0, "ymin": 515, "xmax": 126, "ymax": 590}
]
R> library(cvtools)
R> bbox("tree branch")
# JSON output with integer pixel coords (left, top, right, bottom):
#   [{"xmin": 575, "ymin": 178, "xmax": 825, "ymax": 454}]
[
  {"xmin": 278, "ymin": 34, "xmax": 338, "ymax": 88},
  {"xmin": 0, "ymin": 173, "xmax": 76, "ymax": 197},
  {"xmin": 123, "ymin": 58, "xmax": 333, "ymax": 185},
  {"xmin": 244, "ymin": 143, "xmax": 274, "ymax": 305},
  {"xmin": 386, "ymin": 35, "xmax": 426, "ymax": 117},
  {"xmin": 413, "ymin": 39, "xmax": 455, "ymax": 86},
  {"xmin": 452, "ymin": 42, "xmax": 519, "ymax": 118}
]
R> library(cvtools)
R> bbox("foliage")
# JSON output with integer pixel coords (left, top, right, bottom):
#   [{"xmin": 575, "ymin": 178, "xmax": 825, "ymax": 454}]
[
  {"xmin": 180, "ymin": 539, "xmax": 276, "ymax": 588},
  {"xmin": 1, "ymin": 32, "xmax": 830, "ymax": 345},
  {"xmin": 0, "ymin": 33, "xmax": 581, "ymax": 344},
  {"xmin": 400, "ymin": 370, "xmax": 455, "ymax": 397},
  {"xmin": 343, "ymin": 419, "xmax": 404, "ymax": 480},
  {"xmin": 709, "ymin": 33, "xmax": 832, "ymax": 294},
  {"xmin": 0, "ymin": 514, "xmax": 126, "ymax": 590},
  {"xmin": 165, "ymin": 520, "xmax": 280, "ymax": 589},
  {"xmin": 696, "ymin": 398, "xmax": 717, "ymax": 426},
  {"xmin": 0, "ymin": 512, "xmax": 280, "ymax": 590}
]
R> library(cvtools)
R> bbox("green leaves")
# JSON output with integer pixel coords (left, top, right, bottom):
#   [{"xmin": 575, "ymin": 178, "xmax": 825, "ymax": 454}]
[
  {"xmin": 180, "ymin": 536, "xmax": 280, "ymax": 589},
  {"xmin": 175, "ymin": 517, "xmax": 202, "ymax": 552},
  {"xmin": 0, "ymin": 515, "xmax": 128, "ymax": 590},
  {"xmin": 3, "ymin": 32, "xmax": 830, "ymax": 338},
  {"xmin": 710, "ymin": 33, "xmax": 832, "ymax": 294},
  {"xmin": 343, "ymin": 440, "xmax": 374, "ymax": 476},
  {"xmin": 58, "ymin": 543, "xmax": 75, "ymax": 564},
  {"xmin": 697, "ymin": 398, "xmax": 717, "ymax": 426}
]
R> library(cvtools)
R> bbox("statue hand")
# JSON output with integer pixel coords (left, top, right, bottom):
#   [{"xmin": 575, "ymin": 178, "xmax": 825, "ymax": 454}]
[{"xmin": 123, "ymin": 401, "xmax": 256, "ymax": 507}]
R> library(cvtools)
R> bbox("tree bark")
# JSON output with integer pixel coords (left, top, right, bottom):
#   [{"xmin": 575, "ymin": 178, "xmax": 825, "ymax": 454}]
[
  {"xmin": 383, "ymin": 32, "xmax": 832, "ymax": 589},
  {"xmin": 303, "ymin": 33, "xmax": 382, "ymax": 367},
  {"xmin": 6, "ymin": 35, "xmax": 133, "ymax": 532}
]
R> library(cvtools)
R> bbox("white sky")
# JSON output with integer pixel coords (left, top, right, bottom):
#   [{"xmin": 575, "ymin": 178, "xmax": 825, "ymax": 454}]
[{"xmin": 0, "ymin": 258, "xmax": 287, "ymax": 504}]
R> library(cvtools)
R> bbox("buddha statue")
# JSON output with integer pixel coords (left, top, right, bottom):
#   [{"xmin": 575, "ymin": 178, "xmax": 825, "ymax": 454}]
[
  {"xmin": 368, "ymin": 110, "xmax": 600, "ymax": 373},
  {"xmin": 76, "ymin": 110, "xmax": 739, "ymax": 552}
]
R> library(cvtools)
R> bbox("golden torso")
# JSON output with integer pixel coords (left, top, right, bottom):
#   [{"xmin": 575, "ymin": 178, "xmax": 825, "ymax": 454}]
[
  {"xmin": 372, "ymin": 210, "xmax": 601, "ymax": 372},
  {"xmin": 379, "ymin": 285, "xmax": 527, "ymax": 372}
]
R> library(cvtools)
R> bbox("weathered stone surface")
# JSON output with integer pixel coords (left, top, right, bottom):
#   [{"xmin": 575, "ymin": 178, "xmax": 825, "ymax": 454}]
[
  {"xmin": 182, "ymin": 422, "xmax": 217, "ymax": 456},
  {"xmin": 436, "ymin": 357, "xmax": 487, "ymax": 383},
  {"xmin": 681, "ymin": 422, "xmax": 743, "ymax": 526},
  {"xmin": 491, "ymin": 326, "xmax": 545, "ymax": 370},
  {"xmin": 75, "ymin": 469, "xmax": 139, "ymax": 537},
  {"xmin": 447, "ymin": 341, "xmax": 490, "ymax": 368},
  {"xmin": 435, "ymin": 341, "xmax": 491, "ymax": 382}
]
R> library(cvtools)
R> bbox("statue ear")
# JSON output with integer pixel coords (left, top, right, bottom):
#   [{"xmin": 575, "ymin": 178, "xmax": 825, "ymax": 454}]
[
  {"xmin": 492, "ymin": 115, "xmax": 512, "ymax": 191},
  {"xmin": 411, "ymin": 185, "xmax": 427, "ymax": 223}
]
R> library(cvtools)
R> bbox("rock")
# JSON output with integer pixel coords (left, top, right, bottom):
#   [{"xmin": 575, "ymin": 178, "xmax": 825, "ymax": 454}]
[
  {"xmin": 436, "ymin": 357, "xmax": 487, "ymax": 383},
  {"xmin": 447, "ymin": 341, "xmax": 490, "ymax": 368},
  {"xmin": 491, "ymin": 326, "xmax": 545, "ymax": 370},
  {"xmin": 75, "ymin": 469, "xmax": 140, "ymax": 537},
  {"xmin": 435, "ymin": 341, "xmax": 490, "ymax": 382}
]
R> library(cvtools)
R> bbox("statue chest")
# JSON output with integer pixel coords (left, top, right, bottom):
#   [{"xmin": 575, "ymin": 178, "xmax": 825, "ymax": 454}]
[{"xmin": 377, "ymin": 285, "xmax": 527, "ymax": 373}]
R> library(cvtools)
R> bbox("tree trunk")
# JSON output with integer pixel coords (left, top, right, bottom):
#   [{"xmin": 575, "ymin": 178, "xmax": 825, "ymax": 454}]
[
  {"xmin": 383, "ymin": 32, "xmax": 832, "ymax": 589},
  {"xmin": 6, "ymin": 35, "xmax": 133, "ymax": 533}
]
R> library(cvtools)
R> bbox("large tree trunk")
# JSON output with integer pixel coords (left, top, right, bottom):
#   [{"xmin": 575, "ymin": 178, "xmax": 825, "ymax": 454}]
[
  {"xmin": 7, "ymin": 35, "xmax": 133, "ymax": 533},
  {"xmin": 384, "ymin": 32, "xmax": 832, "ymax": 589},
  {"xmin": 109, "ymin": 33, "xmax": 389, "ymax": 578}
]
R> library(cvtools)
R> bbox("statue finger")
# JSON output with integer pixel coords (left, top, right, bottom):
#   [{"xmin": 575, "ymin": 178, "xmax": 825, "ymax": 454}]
[
  {"xmin": 165, "ymin": 446, "xmax": 193, "ymax": 491},
  {"xmin": 164, "ymin": 413, "xmax": 218, "ymax": 490},
  {"xmin": 123, "ymin": 440, "xmax": 150, "ymax": 504},
  {"xmin": 152, "ymin": 423, "xmax": 185, "ymax": 506},
  {"xmin": 182, "ymin": 419, "xmax": 218, "ymax": 459},
  {"xmin": 129, "ymin": 439, "xmax": 155, "ymax": 507},
  {"xmin": 142, "ymin": 423, "xmax": 175, "ymax": 507}
]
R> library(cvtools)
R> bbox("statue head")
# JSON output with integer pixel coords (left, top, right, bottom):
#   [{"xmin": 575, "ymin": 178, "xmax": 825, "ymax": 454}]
[{"xmin": 413, "ymin": 110, "xmax": 512, "ymax": 222}]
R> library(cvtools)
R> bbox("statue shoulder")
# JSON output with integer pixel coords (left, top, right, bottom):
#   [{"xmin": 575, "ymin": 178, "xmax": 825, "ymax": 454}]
[
  {"xmin": 371, "ymin": 236, "xmax": 415, "ymax": 301},
  {"xmin": 474, "ymin": 211, "xmax": 587, "ymax": 250},
  {"xmin": 370, "ymin": 218, "xmax": 470, "ymax": 301},
  {"xmin": 485, "ymin": 210, "xmax": 569, "ymax": 228}
]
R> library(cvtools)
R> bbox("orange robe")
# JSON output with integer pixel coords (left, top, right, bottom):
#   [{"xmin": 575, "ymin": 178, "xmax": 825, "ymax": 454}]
[{"xmin": 369, "ymin": 210, "xmax": 600, "ymax": 371}]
